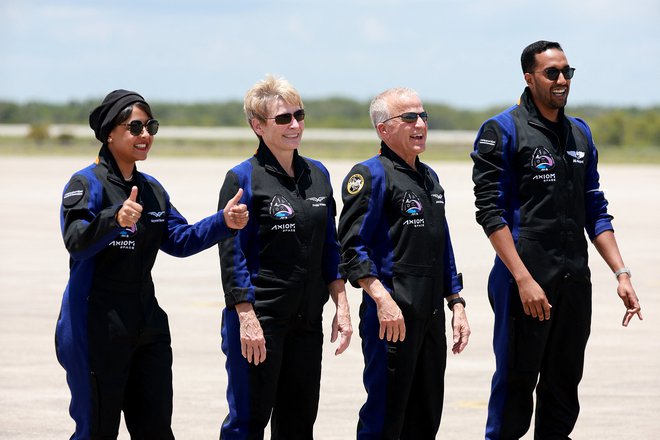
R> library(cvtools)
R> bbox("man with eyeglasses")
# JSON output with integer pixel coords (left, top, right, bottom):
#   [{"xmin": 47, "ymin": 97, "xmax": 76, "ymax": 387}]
[
  {"xmin": 338, "ymin": 87, "xmax": 470, "ymax": 439},
  {"xmin": 471, "ymin": 40, "xmax": 643, "ymax": 439}
]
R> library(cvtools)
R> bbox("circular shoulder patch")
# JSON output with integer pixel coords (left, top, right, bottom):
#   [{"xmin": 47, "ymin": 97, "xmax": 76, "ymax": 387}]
[
  {"xmin": 477, "ymin": 129, "xmax": 498, "ymax": 154},
  {"xmin": 62, "ymin": 180, "xmax": 85, "ymax": 207},
  {"xmin": 346, "ymin": 173, "xmax": 365, "ymax": 195}
]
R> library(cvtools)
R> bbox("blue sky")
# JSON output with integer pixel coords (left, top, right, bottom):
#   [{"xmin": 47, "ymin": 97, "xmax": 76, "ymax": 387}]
[{"xmin": 1, "ymin": 0, "xmax": 658, "ymax": 109}]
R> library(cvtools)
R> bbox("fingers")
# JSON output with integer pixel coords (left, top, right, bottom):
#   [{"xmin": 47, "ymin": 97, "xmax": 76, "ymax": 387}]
[
  {"xmin": 332, "ymin": 311, "xmax": 353, "ymax": 355},
  {"xmin": 226, "ymin": 188, "xmax": 244, "ymax": 208},
  {"xmin": 451, "ymin": 311, "xmax": 471, "ymax": 354},
  {"xmin": 335, "ymin": 332, "xmax": 352, "ymax": 355},
  {"xmin": 621, "ymin": 307, "xmax": 643, "ymax": 327},
  {"xmin": 330, "ymin": 315, "xmax": 339, "ymax": 343},
  {"xmin": 116, "ymin": 188, "xmax": 143, "ymax": 228},
  {"xmin": 379, "ymin": 319, "xmax": 406, "ymax": 342},
  {"xmin": 223, "ymin": 188, "xmax": 249, "ymax": 230},
  {"xmin": 241, "ymin": 339, "xmax": 267, "ymax": 365},
  {"xmin": 128, "ymin": 186, "xmax": 138, "ymax": 202},
  {"xmin": 237, "ymin": 306, "xmax": 266, "ymax": 365},
  {"xmin": 523, "ymin": 299, "xmax": 552, "ymax": 322}
]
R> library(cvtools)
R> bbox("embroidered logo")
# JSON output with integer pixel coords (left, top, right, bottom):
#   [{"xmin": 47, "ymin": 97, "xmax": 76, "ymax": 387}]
[
  {"xmin": 530, "ymin": 147, "xmax": 555, "ymax": 172},
  {"xmin": 269, "ymin": 194, "xmax": 295, "ymax": 220},
  {"xmin": 147, "ymin": 211, "xmax": 166, "ymax": 223},
  {"xmin": 431, "ymin": 193, "xmax": 445, "ymax": 204},
  {"xmin": 567, "ymin": 150, "xmax": 585, "ymax": 164},
  {"xmin": 401, "ymin": 190, "xmax": 423, "ymax": 217},
  {"xmin": 308, "ymin": 196, "xmax": 327, "ymax": 207},
  {"xmin": 346, "ymin": 174, "xmax": 364, "ymax": 195}
]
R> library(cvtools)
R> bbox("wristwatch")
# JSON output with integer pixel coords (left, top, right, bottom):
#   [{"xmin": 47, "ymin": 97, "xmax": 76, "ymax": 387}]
[
  {"xmin": 447, "ymin": 296, "xmax": 466, "ymax": 311},
  {"xmin": 614, "ymin": 267, "xmax": 631, "ymax": 279}
]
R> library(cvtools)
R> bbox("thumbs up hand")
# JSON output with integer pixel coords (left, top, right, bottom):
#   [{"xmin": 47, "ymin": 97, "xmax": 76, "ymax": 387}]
[
  {"xmin": 116, "ymin": 186, "xmax": 143, "ymax": 228},
  {"xmin": 223, "ymin": 188, "xmax": 249, "ymax": 230}
]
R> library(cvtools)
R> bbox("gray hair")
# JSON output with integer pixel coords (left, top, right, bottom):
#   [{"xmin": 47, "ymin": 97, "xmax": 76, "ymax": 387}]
[{"xmin": 368, "ymin": 87, "xmax": 420, "ymax": 128}]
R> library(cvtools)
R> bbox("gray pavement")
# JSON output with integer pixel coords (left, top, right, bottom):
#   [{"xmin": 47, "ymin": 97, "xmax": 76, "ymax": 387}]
[{"xmin": 0, "ymin": 155, "xmax": 658, "ymax": 439}]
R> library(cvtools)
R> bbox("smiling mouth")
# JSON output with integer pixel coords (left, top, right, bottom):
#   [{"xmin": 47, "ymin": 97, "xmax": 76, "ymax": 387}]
[
  {"xmin": 552, "ymin": 87, "xmax": 567, "ymax": 97},
  {"xmin": 134, "ymin": 143, "xmax": 148, "ymax": 150}
]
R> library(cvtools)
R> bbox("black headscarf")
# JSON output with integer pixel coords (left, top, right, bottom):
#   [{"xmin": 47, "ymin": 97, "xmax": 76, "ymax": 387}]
[{"xmin": 89, "ymin": 89, "xmax": 148, "ymax": 142}]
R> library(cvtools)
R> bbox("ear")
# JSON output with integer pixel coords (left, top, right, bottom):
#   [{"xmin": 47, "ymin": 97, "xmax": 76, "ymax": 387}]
[
  {"xmin": 250, "ymin": 118, "xmax": 265, "ymax": 136},
  {"xmin": 524, "ymin": 72, "xmax": 534, "ymax": 87},
  {"xmin": 377, "ymin": 123, "xmax": 388, "ymax": 140},
  {"xmin": 108, "ymin": 138, "xmax": 113, "ymax": 143}
]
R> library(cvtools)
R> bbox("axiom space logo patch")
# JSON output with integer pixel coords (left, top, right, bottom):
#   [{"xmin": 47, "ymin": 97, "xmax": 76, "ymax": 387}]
[
  {"xmin": 530, "ymin": 147, "xmax": 556, "ymax": 183},
  {"xmin": 269, "ymin": 194, "xmax": 295, "ymax": 220},
  {"xmin": 530, "ymin": 147, "xmax": 555, "ymax": 172},
  {"xmin": 401, "ymin": 190, "xmax": 423, "ymax": 217}
]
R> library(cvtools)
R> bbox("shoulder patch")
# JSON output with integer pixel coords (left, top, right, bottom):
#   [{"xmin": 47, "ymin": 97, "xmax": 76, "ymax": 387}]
[
  {"xmin": 346, "ymin": 173, "xmax": 364, "ymax": 195},
  {"xmin": 477, "ymin": 129, "xmax": 498, "ymax": 154},
  {"xmin": 62, "ymin": 180, "xmax": 85, "ymax": 207}
]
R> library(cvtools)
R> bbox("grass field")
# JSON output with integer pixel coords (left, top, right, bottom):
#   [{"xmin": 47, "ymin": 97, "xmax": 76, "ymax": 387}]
[{"xmin": 1, "ymin": 136, "xmax": 659, "ymax": 163}]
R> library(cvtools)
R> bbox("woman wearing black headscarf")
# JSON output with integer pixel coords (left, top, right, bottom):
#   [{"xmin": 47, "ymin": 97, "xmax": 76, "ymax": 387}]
[{"xmin": 55, "ymin": 89, "xmax": 248, "ymax": 439}]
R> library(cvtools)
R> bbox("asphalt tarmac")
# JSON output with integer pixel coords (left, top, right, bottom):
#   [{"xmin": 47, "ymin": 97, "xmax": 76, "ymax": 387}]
[{"xmin": 0, "ymin": 155, "xmax": 657, "ymax": 439}]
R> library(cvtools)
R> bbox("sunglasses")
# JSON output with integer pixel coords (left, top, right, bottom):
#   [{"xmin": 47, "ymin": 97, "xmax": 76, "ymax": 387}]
[
  {"xmin": 120, "ymin": 119, "xmax": 160, "ymax": 136},
  {"xmin": 382, "ymin": 111, "xmax": 428, "ymax": 124},
  {"xmin": 537, "ymin": 67, "xmax": 576, "ymax": 81},
  {"xmin": 265, "ymin": 109, "xmax": 305, "ymax": 125}
]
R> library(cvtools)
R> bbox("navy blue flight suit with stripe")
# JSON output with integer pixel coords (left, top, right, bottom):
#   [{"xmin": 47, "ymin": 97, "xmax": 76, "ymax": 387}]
[
  {"xmin": 56, "ymin": 145, "xmax": 235, "ymax": 440},
  {"xmin": 338, "ymin": 143, "xmax": 463, "ymax": 440},
  {"xmin": 217, "ymin": 142, "xmax": 341, "ymax": 440},
  {"xmin": 471, "ymin": 88, "xmax": 613, "ymax": 440}
]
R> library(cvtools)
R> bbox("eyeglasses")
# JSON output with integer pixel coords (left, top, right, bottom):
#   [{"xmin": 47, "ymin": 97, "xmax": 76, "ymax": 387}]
[
  {"xmin": 381, "ymin": 111, "xmax": 428, "ymax": 124},
  {"xmin": 536, "ymin": 67, "xmax": 576, "ymax": 81},
  {"xmin": 265, "ymin": 109, "xmax": 305, "ymax": 125},
  {"xmin": 119, "ymin": 119, "xmax": 160, "ymax": 136}
]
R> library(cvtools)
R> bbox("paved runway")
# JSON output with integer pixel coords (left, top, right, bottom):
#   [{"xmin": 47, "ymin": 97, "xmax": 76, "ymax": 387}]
[{"xmin": 0, "ymin": 154, "xmax": 657, "ymax": 439}]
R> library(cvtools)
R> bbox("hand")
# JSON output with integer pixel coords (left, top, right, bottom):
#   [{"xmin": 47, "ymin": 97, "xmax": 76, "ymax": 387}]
[
  {"xmin": 235, "ymin": 302, "xmax": 266, "ymax": 365},
  {"xmin": 617, "ymin": 275, "xmax": 643, "ymax": 326},
  {"xmin": 116, "ymin": 186, "xmax": 142, "ymax": 228},
  {"xmin": 376, "ymin": 295, "xmax": 406, "ymax": 342},
  {"xmin": 223, "ymin": 188, "xmax": 249, "ymax": 230},
  {"xmin": 331, "ymin": 304, "xmax": 353, "ymax": 355},
  {"xmin": 450, "ymin": 304, "xmax": 470, "ymax": 354},
  {"xmin": 517, "ymin": 275, "xmax": 552, "ymax": 321}
]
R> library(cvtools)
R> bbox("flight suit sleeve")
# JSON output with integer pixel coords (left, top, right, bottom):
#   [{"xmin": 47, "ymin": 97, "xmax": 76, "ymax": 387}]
[
  {"xmin": 443, "ymin": 218, "xmax": 464, "ymax": 297},
  {"xmin": 320, "ymin": 170, "xmax": 342, "ymax": 285},
  {"xmin": 159, "ymin": 200, "xmax": 232, "ymax": 258},
  {"xmin": 337, "ymin": 164, "xmax": 382, "ymax": 288},
  {"xmin": 152, "ymin": 168, "xmax": 233, "ymax": 257},
  {"xmin": 470, "ymin": 119, "xmax": 513, "ymax": 237},
  {"xmin": 60, "ymin": 173, "xmax": 122, "ymax": 261},
  {"xmin": 574, "ymin": 118, "xmax": 614, "ymax": 240},
  {"xmin": 217, "ymin": 170, "xmax": 255, "ymax": 307}
]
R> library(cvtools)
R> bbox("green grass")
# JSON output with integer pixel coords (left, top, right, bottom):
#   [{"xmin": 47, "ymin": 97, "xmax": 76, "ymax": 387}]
[{"xmin": 1, "ymin": 136, "xmax": 659, "ymax": 163}]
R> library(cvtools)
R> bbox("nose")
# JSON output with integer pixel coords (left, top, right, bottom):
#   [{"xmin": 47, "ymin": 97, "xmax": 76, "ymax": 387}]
[
  {"xmin": 415, "ymin": 115, "xmax": 427, "ymax": 127},
  {"xmin": 556, "ymin": 71, "xmax": 569, "ymax": 84}
]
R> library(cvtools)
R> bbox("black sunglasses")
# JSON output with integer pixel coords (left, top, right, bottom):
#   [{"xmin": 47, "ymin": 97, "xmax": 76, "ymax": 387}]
[
  {"xmin": 537, "ymin": 67, "xmax": 576, "ymax": 81},
  {"xmin": 120, "ymin": 119, "xmax": 160, "ymax": 136},
  {"xmin": 382, "ymin": 111, "xmax": 428, "ymax": 124},
  {"xmin": 265, "ymin": 109, "xmax": 305, "ymax": 125}
]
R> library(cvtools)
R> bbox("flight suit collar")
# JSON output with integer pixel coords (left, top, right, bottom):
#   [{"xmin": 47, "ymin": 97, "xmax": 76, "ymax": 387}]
[
  {"xmin": 379, "ymin": 141, "xmax": 432, "ymax": 184},
  {"xmin": 97, "ymin": 144, "xmax": 144, "ymax": 190},
  {"xmin": 255, "ymin": 140, "xmax": 310, "ymax": 181}
]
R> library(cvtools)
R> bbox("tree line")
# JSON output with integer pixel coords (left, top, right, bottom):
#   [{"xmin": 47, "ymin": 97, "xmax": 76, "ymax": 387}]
[{"xmin": 1, "ymin": 98, "xmax": 658, "ymax": 147}]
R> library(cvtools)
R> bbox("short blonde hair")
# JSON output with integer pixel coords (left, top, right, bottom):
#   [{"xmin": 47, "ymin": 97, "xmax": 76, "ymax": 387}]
[
  {"xmin": 369, "ymin": 87, "xmax": 420, "ymax": 128},
  {"xmin": 243, "ymin": 74, "xmax": 303, "ymax": 126}
]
